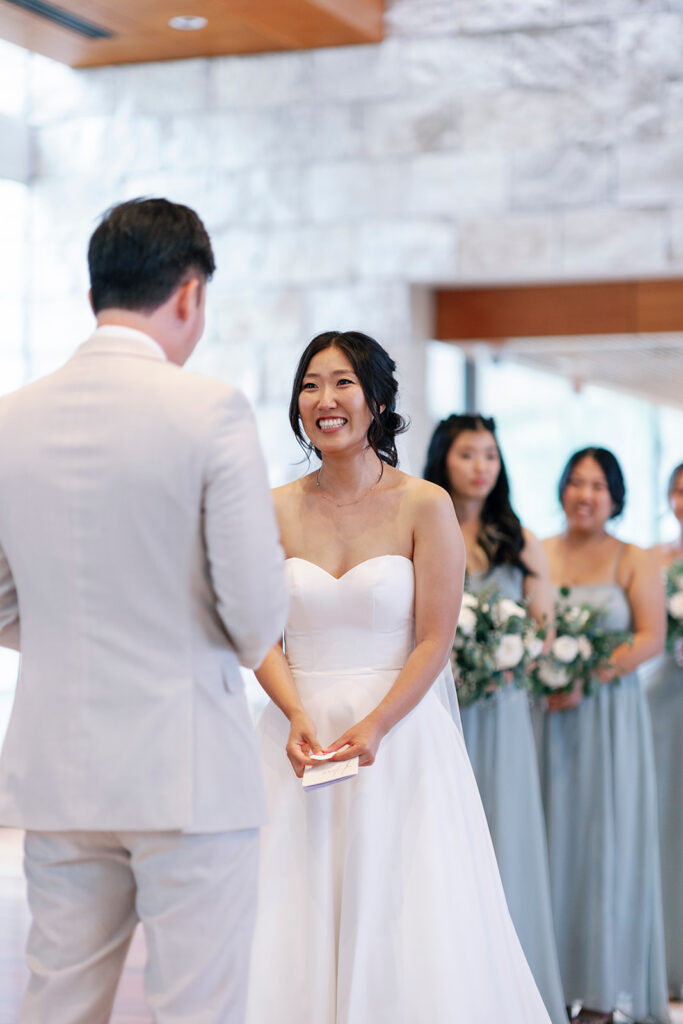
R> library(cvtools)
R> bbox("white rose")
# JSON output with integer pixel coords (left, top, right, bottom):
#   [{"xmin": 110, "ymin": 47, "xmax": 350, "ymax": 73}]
[
  {"xmin": 552, "ymin": 635, "xmax": 580, "ymax": 663},
  {"xmin": 565, "ymin": 606, "xmax": 590, "ymax": 629},
  {"xmin": 457, "ymin": 606, "xmax": 477, "ymax": 636},
  {"xmin": 495, "ymin": 633, "xmax": 524, "ymax": 671},
  {"xmin": 494, "ymin": 598, "xmax": 526, "ymax": 625},
  {"xmin": 524, "ymin": 634, "xmax": 544, "ymax": 659},
  {"xmin": 461, "ymin": 592, "xmax": 478, "ymax": 609},
  {"xmin": 538, "ymin": 660, "xmax": 570, "ymax": 690},
  {"xmin": 667, "ymin": 592, "xmax": 683, "ymax": 621},
  {"xmin": 577, "ymin": 635, "xmax": 593, "ymax": 661}
]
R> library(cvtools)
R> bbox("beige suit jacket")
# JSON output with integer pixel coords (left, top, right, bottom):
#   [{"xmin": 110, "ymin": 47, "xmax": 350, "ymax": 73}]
[{"xmin": 0, "ymin": 328, "xmax": 287, "ymax": 832}]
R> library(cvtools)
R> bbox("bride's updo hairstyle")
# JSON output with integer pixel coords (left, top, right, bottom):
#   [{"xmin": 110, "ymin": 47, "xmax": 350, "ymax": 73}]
[{"xmin": 289, "ymin": 330, "xmax": 408, "ymax": 466}]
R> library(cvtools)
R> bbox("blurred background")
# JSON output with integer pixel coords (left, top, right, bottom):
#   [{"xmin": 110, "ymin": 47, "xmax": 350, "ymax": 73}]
[{"xmin": 1, "ymin": 0, "xmax": 683, "ymax": 733}]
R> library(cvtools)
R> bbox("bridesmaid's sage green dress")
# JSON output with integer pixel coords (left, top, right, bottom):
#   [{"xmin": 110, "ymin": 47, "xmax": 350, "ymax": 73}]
[
  {"xmin": 540, "ymin": 577, "xmax": 670, "ymax": 1021},
  {"xmin": 461, "ymin": 564, "xmax": 568, "ymax": 1024}
]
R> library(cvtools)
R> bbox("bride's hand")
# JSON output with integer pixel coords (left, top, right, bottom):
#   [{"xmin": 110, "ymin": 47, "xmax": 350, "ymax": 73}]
[
  {"xmin": 325, "ymin": 715, "xmax": 385, "ymax": 767},
  {"xmin": 286, "ymin": 709, "xmax": 323, "ymax": 778}
]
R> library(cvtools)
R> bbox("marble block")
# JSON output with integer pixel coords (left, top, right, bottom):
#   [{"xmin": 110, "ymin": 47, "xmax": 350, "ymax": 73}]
[
  {"xmin": 358, "ymin": 218, "xmax": 458, "ymax": 281},
  {"xmin": 618, "ymin": 138, "xmax": 683, "ymax": 206},
  {"xmin": 561, "ymin": 207, "xmax": 667, "ymax": 274},
  {"xmin": 409, "ymin": 152, "xmax": 507, "ymax": 215},
  {"xmin": 512, "ymin": 144, "xmax": 611, "ymax": 208},
  {"xmin": 458, "ymin": 213, "xmax": 560, "ymax": 280},
  {"xmin": 509, "ymin": 25, "xmax": 615, "ymax": 90}
]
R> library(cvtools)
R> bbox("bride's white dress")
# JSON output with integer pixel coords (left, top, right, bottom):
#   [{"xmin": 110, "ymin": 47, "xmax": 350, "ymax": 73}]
[{"xmin": 245, "ymin": 555, "xmax": 552, "ymax": 1023}]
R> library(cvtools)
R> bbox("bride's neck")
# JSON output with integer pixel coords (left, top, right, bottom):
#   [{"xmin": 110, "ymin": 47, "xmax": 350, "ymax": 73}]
[{"xmin": 317, "ymin": 448, "xmax": 383, "ymax": 496}]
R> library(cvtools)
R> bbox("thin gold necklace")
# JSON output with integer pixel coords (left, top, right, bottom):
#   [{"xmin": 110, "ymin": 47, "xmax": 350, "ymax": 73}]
[{"xmin": 316, "ymin": 465, "xmax": 384, "ymax": 508}]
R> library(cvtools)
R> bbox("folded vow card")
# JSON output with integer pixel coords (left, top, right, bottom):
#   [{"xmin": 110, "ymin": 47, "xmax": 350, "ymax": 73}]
[{"xmin": 302, "ymin": 756, "xmax": 359, "ymax": 789}]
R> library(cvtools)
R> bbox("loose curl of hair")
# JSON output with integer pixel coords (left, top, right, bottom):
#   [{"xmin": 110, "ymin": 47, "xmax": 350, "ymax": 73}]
[
  {"xmin": 423, "ymin": 413, "xmax": 530, "ymax": 576},
  {"xmin": 558, "ymin": 447, "xmax": 626, "ymax": 519},
  {"xmin": 288, "ymin": 331, "xmax": 408, "ymax": 467},
  {"xmin": 668, "ymin": 462, "xmax": 683, "ymax": 497}
]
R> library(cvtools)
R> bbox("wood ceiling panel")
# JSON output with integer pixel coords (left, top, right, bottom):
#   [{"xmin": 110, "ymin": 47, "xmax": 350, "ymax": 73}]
[
  {"xmin": 0, "ymin": 0, "xmax": 383, "ymax": 67},
  {"xmin": 435, "ymin": 280, "xmax": 683, "ymax": 341}
]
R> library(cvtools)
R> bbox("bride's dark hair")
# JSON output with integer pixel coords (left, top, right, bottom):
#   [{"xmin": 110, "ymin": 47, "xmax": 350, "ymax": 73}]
[
  {"xmin": 423, "ymin": 413, "xmax": 530, "ymax": 576},
  {"xmin": 289, "ymin": 331, "xmax": 408, "ymax": 467}
]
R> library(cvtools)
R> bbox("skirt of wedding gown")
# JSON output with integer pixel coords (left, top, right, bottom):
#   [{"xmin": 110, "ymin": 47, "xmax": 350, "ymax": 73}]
[
  {"xmin": 245, "ymin": 561, "xmax": 548, "ymax": 1024},
  {"xmin": 245, "ymin": 556, "xmax": 551, "ymax": 1024}
]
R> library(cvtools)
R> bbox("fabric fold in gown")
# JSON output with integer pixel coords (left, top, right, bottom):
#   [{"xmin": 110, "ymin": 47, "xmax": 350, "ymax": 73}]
[{"xmin": 245, "ymin": 555, "xmax": 551, "ymax": 1024}]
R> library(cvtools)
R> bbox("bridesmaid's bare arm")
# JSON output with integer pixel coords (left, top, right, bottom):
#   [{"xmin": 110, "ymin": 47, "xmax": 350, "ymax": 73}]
[
  {"xmin": 604, "ymin": 545, "xmax": 665, "ymax": 677},
  {"xmin": 521, "ymin": 529, "xmax": 555, "ymax": 652}
]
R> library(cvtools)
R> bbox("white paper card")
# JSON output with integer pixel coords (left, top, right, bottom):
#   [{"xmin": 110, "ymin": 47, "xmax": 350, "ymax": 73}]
[{"xmin": 302, "ymin": 756, "xmax": 359, "ymax": 790}]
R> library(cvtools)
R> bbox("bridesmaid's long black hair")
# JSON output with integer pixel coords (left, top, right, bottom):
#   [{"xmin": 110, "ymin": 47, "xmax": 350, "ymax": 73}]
[
  {"xmin": 289, "ymin": 331, "xmax": 408, "ymax": 466},
  {"xmin": 424, "ymin": 413, "xmax": 530, "ymax": 575}
]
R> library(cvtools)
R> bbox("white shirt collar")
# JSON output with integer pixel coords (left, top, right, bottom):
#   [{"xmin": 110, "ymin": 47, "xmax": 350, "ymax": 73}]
[{"xmin": 91, "ymin": 324, "xmax": 167, "ymax": 361}]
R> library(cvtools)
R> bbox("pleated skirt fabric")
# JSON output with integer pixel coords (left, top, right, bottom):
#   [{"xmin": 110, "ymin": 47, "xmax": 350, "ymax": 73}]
[
  {"xmin": 647, "ymin": 654, "xmax": 683, "ymax": 999},
  {"xmin": 540, "ymin": 674, "xmax": 670, "ymax": 1021},
  {"xmin": 462, "ymin": 686, "xmax": 569, "ymax": 1024}
]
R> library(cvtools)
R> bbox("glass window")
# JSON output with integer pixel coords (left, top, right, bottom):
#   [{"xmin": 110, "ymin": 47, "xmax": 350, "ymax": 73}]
[
  {"xmin": 426, "ymin": 345, "xmax": 683, "ymax": 547},
  {"xmin": 424, "ymin": 339, "xmax": 465, "ymax": 420}
]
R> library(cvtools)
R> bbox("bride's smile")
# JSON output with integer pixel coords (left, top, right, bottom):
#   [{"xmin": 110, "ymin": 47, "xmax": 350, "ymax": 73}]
[{"xmin": 298, "ymin": 346, "xmax": 374, "ymax": 453}]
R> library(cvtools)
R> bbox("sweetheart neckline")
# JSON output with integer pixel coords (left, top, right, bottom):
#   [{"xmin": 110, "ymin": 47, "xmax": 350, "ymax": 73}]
[{"xmin": 286, "ymin": 554, "xmax": 413, "ymax": 581}]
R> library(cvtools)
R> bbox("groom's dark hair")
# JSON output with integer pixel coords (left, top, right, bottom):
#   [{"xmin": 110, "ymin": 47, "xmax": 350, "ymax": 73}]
[{"xmin": 88, "ymin": 197, "xmax": 216, "ymax": 314}]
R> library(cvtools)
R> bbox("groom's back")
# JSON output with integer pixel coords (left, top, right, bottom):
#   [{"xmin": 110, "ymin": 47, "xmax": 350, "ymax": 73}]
[
  {"xmin": 1, "ymin": 347, "xmax": 222, "ymax": 674},
  {"xmin": 0, "ymin": 339, "xmax": 284, "ymax": 832}
]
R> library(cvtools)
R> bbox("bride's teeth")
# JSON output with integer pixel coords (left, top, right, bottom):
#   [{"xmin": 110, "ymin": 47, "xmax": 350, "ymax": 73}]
[{"xmin": 318, "ymin": 418, "xmax": 346, "ymax": 430}]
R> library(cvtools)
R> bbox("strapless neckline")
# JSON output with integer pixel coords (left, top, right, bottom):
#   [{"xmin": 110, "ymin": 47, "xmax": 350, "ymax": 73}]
[{"xmin": 286, "ymin": 554, "xmax": 412, "ymax": 582}]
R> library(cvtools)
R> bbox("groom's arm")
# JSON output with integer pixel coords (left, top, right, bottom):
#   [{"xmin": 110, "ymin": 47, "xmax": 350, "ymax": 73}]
[
  {"xmin": 203, "ymin": 386, "xmax": 288, "ymax": 669},
  {"xmin": 0, "ymin": 542, "xmax": 19, "ymax": 652}
]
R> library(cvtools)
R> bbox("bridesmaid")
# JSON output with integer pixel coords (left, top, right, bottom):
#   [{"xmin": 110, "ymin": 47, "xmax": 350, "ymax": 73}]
[
  {"xmin": 541, "ymin": 447, "xmax": 670, "ymax": 1022},
  {"xmin": 424, "ymin": 413, "xmax": 568, "ymax": 1024},
  {"xmin": 649, "ymin": 462, "xmax": 683, "ymax": 1001}
]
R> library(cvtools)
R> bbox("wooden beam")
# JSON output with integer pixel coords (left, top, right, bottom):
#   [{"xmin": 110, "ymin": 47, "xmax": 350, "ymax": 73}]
[
  {"xmin": 435, "ymin": 279, "xmax": 683, "ymax": 340},
  {"xmin": 0, "ymin": 0, "xmax": 384, "ymax": 67}
]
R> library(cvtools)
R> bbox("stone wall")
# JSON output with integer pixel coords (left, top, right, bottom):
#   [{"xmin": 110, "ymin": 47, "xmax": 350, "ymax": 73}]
[{"xmin": 16, "ymin": 0, "xmax": 683, "ymax": 477}]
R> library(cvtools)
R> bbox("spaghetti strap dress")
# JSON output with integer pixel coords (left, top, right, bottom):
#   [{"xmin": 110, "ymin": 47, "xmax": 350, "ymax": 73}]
[
  {"xmin": 646, "ymin": 569, "xmax": 683, "ymax": 999},
  {"xmin": 461, "ymin": 564, "xmax": 568, "ymax": 1024},
  {"xmin": 539, "ymin": 563, "xmax": 670, "ymax": 1021}
]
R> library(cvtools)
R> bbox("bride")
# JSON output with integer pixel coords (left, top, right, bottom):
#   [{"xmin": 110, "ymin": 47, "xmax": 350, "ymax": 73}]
[{"xmin": 245, "ymin": 331, "xmax": 552, "ymax": 1023}]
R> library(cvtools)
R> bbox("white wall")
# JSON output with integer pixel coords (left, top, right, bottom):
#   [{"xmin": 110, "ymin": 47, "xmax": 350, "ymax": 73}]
[{"xmin": 11, "ymin": 0, "xmax": 683, "ymax": 478}]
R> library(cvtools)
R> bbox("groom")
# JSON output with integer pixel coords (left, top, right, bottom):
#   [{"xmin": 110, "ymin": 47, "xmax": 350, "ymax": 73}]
[{"xmin": 0, "ymin": 198, "xmax": 287, "ymax": 1022}]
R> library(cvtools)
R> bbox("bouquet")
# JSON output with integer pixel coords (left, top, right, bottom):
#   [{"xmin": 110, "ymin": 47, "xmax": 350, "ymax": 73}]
[
  {"xmin": 530, "ymin": 586, "xmax": 631, "ymax": 698},
  {"xmin": 664, "ymin": 559, "xmax": 683, "ymax": 654},
  {"xmin": 451, "ymin": 587, "xmax": 544, "ymax": 708}
]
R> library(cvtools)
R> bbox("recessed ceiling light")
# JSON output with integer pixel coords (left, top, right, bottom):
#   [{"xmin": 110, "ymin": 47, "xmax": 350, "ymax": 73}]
[{"xmin": 168, "ymin": 15, "xmax": 208, "ymax": 31}]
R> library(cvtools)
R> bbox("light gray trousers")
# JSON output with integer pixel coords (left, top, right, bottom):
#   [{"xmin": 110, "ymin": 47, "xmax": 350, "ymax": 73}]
[{"xmin": 20, "ymin": 827, "xmax": 259, "ymax": 1024}]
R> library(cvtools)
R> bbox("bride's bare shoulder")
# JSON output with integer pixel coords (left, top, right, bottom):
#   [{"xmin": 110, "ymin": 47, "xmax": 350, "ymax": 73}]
[
  {"xmin": 272, "ymin": 474, "xmax": 314, "ymax": 518},
  {"xmin": 396, "ymin": 471, "xmax": 451, "ymax": 509}
]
